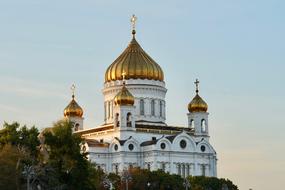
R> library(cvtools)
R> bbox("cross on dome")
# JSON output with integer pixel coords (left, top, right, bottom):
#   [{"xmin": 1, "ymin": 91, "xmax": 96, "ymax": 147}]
[
  {"xmin": 71, "ymin": 84, "xmax": 76, "ymax": 99},
  {"xmin": 130, "ymin": 14, "xmax": 137, "ymax": 36},
  {"xmin": 194, "ymin": 79, "xmax": 199, "ymax": 94}
]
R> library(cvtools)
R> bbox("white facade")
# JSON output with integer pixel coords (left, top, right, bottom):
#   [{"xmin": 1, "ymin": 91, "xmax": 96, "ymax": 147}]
[
  {"xmin": 67, "ymin": 27, "xmax": 218, "ymax": 178},
  {"xmin": 72, "ymin": 77, "xmax": 217, "ymax": 178}
]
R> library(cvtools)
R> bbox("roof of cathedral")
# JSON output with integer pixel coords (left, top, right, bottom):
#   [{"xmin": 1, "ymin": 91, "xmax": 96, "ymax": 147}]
[
  {"xmin": 188, "ymin": 79, "xmax": 208, "ymax": 113},
  {"xmin": 188, "ymin": 94, "xmax": 208, "ymax": 113},
  {"xmin": 85, "ymin": 139, "xmax": 109, "ymax": 147},
  {"xmin": 114, "ymin": 82, "xmax": 135, "ymax": 106},
  {"xmin": 64, "ymin": 85, "xmax": 84, "ymax": 117},
  {"xmin": 104, "ymin": 28, "xmax": 164, "ymax": 82}
]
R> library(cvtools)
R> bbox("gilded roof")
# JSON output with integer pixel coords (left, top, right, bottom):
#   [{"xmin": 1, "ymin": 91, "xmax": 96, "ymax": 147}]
[
  {"xmin": 105, "ymin": 36, "xmax": 164, "ymax": 82},
  {"xmin": 64, "ymin": 96, "xmax": 84, "ymax": 117},
  {"xmin": 114, "ymin": 83, "xmax": 135, "ymax": 106},
  {"xmin": 188, "ymin": 94, "xmax": 208, "ymax": 113}
]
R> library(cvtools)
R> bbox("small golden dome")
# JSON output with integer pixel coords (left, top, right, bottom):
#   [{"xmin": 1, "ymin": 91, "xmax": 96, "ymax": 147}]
[
  {"xmin": 188, "ymin": 94, "xmax": 208, "ymax": 113},
  {"xmin": 188, "ymin": 79, "xmax": 208, "ymax": 113},
  {"xmin": 105, "ymin": 35, "xmax": 164, "ymax": 83},
  {"xmin": 114, "ymin": 82, "xmax": 135, "ymax": 106},
  {"xmin": 64, "ymin": 95, "xmax": 84, "ymax": 117}
]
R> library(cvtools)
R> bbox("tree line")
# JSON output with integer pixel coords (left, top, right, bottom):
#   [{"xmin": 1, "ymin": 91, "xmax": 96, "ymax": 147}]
[{"xmin": 0, "ymin": 120, "xmax": 238, "ymax": 190}]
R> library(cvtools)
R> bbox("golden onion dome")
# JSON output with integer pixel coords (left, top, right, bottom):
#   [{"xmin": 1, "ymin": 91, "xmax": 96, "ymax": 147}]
[
  {"xmin": 188, "ymin": 94, "xmax": 208, "ymax": 113},
  {"xmin": 188, "ymin": 79, "xmax": 208, "ymax": 113},
  {"xmin": 64, "ymin": 95, "xmax": 84, "ymax": 117},
  {"xmin": 114, "ymin": 82, "xmax": 135, "ymax": 106},
  {"xmin": 105, "ymin": 30, "xmax": 164, "ymax": 83}
]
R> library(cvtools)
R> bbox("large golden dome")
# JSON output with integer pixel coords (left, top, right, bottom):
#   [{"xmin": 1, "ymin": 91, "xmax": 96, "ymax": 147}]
[
  {"xmin": 114, "ymin": 82, "xmax": 135, "ymax": 106},
  {"xmin": 64, "ymin": 95, "xmax": 84, "ymax": 117},
  {"xmin": 105, "ymin": 32, "xmax": 164, "ymax": 83},
  {"xmin": 188, "ymin": 79, "xmax": 208, "ymax": 113}
]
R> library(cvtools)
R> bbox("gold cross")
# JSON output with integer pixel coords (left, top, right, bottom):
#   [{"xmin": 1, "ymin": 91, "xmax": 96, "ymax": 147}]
[
  {"xmin": 71, "ymin": 84, "xmax": 76, "ymax": 99},
  {"xmin": 130, "ymin": 14, "xmax": 137, "ymax": 30},
  {"xmin": 194, "ymin": 79, "xmax": 199, "ymax": 93}
]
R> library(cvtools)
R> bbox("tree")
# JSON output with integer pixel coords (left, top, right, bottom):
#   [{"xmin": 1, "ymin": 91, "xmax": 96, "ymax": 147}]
[
  {"xmin": 114, "ymin": 168, "xmax": 184, "ymax": 190},
  {"xmin": 0, "ymin": 122, "xmax": 40, "ymax": 157},
  {"xmin": 0, "ymin": 144, "xmax": 27, "ymax": 190},
  {"xmin": 187, "ymin": 176, "xmax": 239, "ymax": 190},
  {"xmin": 42, "ymin": 120, "xmax": 99, "ymax": 190}
]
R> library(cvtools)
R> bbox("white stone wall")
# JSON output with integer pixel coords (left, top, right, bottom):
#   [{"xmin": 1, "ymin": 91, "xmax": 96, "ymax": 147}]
[{"xmin": 87, "ymin": 131, "xmax": 217, "ymax": 178}]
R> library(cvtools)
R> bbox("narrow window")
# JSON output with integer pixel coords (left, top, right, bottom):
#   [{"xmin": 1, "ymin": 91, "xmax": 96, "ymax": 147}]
[
  {"xmin": 147, "ymin": 163, "xmax": 151, "ymax": 170},
  {"xmin": 190, "ymin": 119, "xmax": 195, "ymax": 128},
  {"xmin": 111, "ymin": 101, "xmax": 113, "ymax": 118},
  {"xmin": 202, "ymin": 165, "xmax": 206, "ymax": 176},
  {"xmin": 127, "ymin": 113, "xmax": 132, "ymax": 127},
  {"xmin": 177, "ymin": 164, "xmax": 181, "ymax": 175},
  {"xmin": 186, "ymin": 164, "xmax": 190, "ymax": 176},
  {"xmin": 108, "ymin": 101, "xmax": 111, "ymax": 119},
  {"xmin": 115, "ymin": 113, "xmax": 120, "ymax": 127},
  {"xmin": 104, "ymin": 102, "xmax": 107, "ymax": 121},
  {"xmin": 161, "ymin": 163, "xmax": 166, "ymax": 172},
  {"xmin": 201, "ymin": 119, "xmax": 206, "ymax": 132},
  {"xmin": 140, "ymin": 99, "xmax": 145, "ymax": 115},
  {"xmin": 151, "ymin": 99, "xmax": 155, "ymax": 116},
  {"xmin": 74, "ymin": 123, "xmax": 80, "ymax": 131},
  {"xmin": 115, "ymin": 165, "xmax": 118, "ymax": 174},
  {"xmin": 182, "ymin": 164, "xmax": 186, "ymax": 178},
  {"xmin": 159, "ymin": 101, "xmax": 163, "ymax": 117}
]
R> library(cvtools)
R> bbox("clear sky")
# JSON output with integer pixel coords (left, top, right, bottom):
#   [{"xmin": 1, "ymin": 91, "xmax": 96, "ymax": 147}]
[{"xmin": 0, "ymin": 0, "xmax": 284, "ymax": 189}]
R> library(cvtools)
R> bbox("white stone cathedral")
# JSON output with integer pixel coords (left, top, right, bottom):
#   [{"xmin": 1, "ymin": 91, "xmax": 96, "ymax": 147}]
[{"xmin": 62, "ymin": 16, "xmax": 217, "ymax": 178}]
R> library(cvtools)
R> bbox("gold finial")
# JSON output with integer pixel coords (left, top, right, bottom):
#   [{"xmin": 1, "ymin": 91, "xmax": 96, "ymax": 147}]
[
  {"xmin": 194, "ymin": 79, "xmax": 199, "ymax": 94},
  {"xmin": 71, "ymin": 84, "xmax": 76, "ymax": 99},
  {"xmin": 130, "ymin": 14, "xmax": 137, "ymax": 36}
]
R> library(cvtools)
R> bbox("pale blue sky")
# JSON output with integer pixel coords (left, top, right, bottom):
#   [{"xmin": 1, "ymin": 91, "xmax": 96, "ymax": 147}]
[{"xmin": 0, "ymin": 1, "xmax": 284, "ymax": 189}]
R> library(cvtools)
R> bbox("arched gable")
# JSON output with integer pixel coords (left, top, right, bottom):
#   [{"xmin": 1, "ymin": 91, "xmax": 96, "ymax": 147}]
[{"xmin": 172, "ymin": 131, "xmax": 196, "ymax": 152}]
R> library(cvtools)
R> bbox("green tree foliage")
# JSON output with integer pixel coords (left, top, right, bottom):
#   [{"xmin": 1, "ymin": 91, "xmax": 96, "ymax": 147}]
[
  {"xmin": 0, "ymin": 122, "xmax": 40, "ymax": 157},
  {"xmin": 0, "ymin": 144, "xmax": 27, "ymax": 190},
  {"xmin": 42, "ymin": 120, "xmax": 100, "ymax": 190},
  {"xmin": 0, "ymin": 121, "xmax": 239, "ymax": 190},
  {"xmin": 107, "ymin": 168, "xmax": 184, "ymax": 190},
  {"xmin": 188, "ymin": 176, "xmax": 239, "ymax": 190}
]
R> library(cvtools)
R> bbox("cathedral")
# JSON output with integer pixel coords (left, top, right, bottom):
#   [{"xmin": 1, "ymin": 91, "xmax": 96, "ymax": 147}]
[{"xmin": 62, "ymin": 16, "xmax": 217, "ymax": 178}]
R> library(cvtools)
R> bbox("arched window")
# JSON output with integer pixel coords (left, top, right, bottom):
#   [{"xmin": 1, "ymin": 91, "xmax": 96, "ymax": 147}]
[
  {"xmin": 186, "ymin": 164, "xmax": 190, "ymax": 177},
  {"xmin": 177, "ymin": 164, "xmax": 181, "ymax": 175},
  {"xmin": 115, "ymin": 165, "xmax": 119, "ymax": 174},
  {"xmin": 147, "ymin": 163, "xmax": 151, "ymax": 170},
  {"xmin": 115, "ymin": 113, "xmax": 120, "ymax": 127},
  {"xmin": 201, "ymin": 119, "xmax": 206, "ymax": 132},
  {"xmin": 182, "ymin": 164, "xmax": 186, "ymax": 178},
  {"xmin": 190, "ymin": 119, "xmax": 195, "ymax": 128},
  {"xmin": 108, "ymin": 101, "xmax": 111, "ymax": 119},
  {"xmin": 74, "ymin": 123, "xmax": 80, "ymax": 131},
  {"xmin": 161, "ymin": 163, "xmax": 166, "ymax": 172},
  {"xmin": 111, "ymin": 101, "xmax": 113, "ymax": 118},
  {"xmin": 127, "ymin": 113, "xmax": 132, "ymax": 127},
  {"xmin": 151, "ymin": 99, "xmax": 155, "ymax": 116},
  {"xmin": 140, "ymin": 99, "xmax": 145, "ymax": 115},
  {"xmin": 104, "ymin": 102, "xmax": 107, "ymax": 121},
  {"xmin": 201, "ymin": 164, "xmax": 206, "ymax": 176},
  {"xmin": 159, "ymin": 101, "xmax": 163, "ymax": 117}
]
